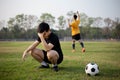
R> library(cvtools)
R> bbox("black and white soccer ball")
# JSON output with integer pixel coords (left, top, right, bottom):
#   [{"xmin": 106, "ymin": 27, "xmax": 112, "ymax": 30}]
[{"xmin": 85, "ymin": 62, "xmax": 99, "ymax": 76}]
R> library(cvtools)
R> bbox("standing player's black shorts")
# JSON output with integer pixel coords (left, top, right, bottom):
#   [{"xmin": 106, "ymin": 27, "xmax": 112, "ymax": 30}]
[{"xmin": 72, "ymin": 33, "xmax": 81, "ymax": 40}]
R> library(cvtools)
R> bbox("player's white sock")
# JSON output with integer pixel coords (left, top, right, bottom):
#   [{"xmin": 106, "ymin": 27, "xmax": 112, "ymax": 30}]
[
  {"xmin": 53, "ymin": 64, "xmax": 58, "ymax": 67},
  {"xmin": 41, "ymin": 61, "xmax": 48, "ymax": 66}
]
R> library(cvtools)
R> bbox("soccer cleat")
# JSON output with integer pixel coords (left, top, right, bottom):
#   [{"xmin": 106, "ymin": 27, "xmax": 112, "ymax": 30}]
[
  {"xmin": 39, "ymin": 64, "xmax": 50, "ymax": 68},
  {"xmin": 82, "ymin": 48, "xmax": 85, "ymax": 52},
  {"xmin": 53, "ymin": 66, "xmax": 59, "ymax": 72}
]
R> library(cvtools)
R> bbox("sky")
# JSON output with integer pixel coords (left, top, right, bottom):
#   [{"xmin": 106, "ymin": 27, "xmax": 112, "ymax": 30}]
[{"xmin": 0, "ymin": 0, "xmax": 120, "ymax": 21}]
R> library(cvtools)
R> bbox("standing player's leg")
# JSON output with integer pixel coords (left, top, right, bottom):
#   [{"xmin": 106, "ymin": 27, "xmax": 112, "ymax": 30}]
[
  {"xmin": 78, "ymin": 40, "xmax": 85, "ymax": 52},
  {"xmin": 78, "ymin": 34, "xmax": 85, "ymax": 52},
  {"xmin": 72, "ymin": 40, "xmax": 76, "ymax": 52}
]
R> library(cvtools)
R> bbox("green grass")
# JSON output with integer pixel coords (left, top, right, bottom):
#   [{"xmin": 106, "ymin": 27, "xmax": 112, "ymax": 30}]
[{"xmin": 0, "ymin": 41, "xmax": 120, "ymax": 80}]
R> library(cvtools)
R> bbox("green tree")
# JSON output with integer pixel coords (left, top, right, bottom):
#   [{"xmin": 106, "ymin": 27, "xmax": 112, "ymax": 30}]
[
  {"xmin": 0, "ymin": 20, "xmax": 5, "ymax": 30},
  {"xmin": 103, "ymin": 18, "xmax": 113, "ymax": 39},
  {"xmin": 66, "ymin": 11, "xmax": 74, "ymax": 19},
  {"xmin": 23, "ymin": 15, "xmax": 38, "ymax": 30},
  {"xmin": 115, "ymin": 24, "xmax": 120, "ymax": 39},
  {"xmin": 80, "ymin": 13, "xmax": 89, "ymax": 27},
  {"xmin": 7, "ymin": 18, "xmax": 15, "ymax": 30},
  {"xmin": 92, "ymin": 17, "xmax": 103, "ymax": 27},
  {"xmin": 11, "ymin": 24, "xmax": 22, "ymax": 39},
  {"xmin": 0, "ymin": 27, "xmax": 10, "ymax": 39},
  {"xmin": 40, "ymin": 13, "xmax": 55, "ymax": 28},
  {"xmin": 57, "ymin": 16, "xmax": 66, "ymax": 30},
  {"xmin": 8, "ymin": 14, "xmax": 38, "ymax": 30},
  {"xmin": 87, "ymin": 17, "xmax": 94, "ymax": 27}
]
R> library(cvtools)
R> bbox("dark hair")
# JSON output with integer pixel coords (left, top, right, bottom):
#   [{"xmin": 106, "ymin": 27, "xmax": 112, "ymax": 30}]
[
  {"xmin": 37, "ymin": 22, "xmax": 50, "ymax": 33},
  {"xmin": 73, "ymin": 14, "xmax": 77, "ymax": 20}
]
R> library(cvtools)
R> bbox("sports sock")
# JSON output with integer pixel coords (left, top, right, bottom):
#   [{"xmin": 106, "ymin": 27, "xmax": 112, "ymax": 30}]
[
  {"xmin": 72, "ymin": 43, "xmax": 75, "ymax": 49},
  {"xmin": 41, "ymin": 61, "xmax": 48, "ymax": 66},
  {"xmin": 53, "ymin": 64, "xmax": 58, "ymax": 67},
  {"xmin": 80, "ymin": 42, "xmax": 84, "ymax": 48}
]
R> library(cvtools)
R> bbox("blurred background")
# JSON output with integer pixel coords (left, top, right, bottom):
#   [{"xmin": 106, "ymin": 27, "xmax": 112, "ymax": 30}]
[{"xmin": 0, "ymin": 0, "xmax": 120, "ymax": 41}]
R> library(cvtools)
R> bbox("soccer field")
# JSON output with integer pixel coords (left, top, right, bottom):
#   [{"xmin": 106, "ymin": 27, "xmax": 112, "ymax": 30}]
[{"xmin": 0, "ymin": 41, "xmax": 120, "ymax": 80}]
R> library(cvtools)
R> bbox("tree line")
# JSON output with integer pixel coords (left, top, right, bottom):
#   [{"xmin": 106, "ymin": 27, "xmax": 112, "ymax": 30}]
[{"xmin": 0, "ymin": 11, "xmax": 120, "ymax": 41}]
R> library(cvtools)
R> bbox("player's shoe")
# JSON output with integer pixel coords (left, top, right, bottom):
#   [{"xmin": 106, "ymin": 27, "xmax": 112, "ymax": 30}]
[
  {"xmin": 53, "ymin": 66, "xmax": 59, "ymax": 72},
  {"xmin": 82, "ymin": 48, "xmax": 85, "ymax": 52},
  {"xmin": 72, "ymin": 49, "xmax": 75, "ymax": 53}
]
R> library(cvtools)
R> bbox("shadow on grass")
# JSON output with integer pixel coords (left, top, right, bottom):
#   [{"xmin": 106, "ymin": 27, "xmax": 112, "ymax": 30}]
[{"xmin": 59, "ymin": 65, "xmax": 85, "ymax": 73}]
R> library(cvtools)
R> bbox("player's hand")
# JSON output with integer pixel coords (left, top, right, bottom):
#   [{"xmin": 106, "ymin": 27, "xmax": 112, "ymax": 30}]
[
  {"xmin": 22, "ymin": 51, "xmax": 27, "ymax": 61},
  {"xmin": 38, "ymin": 32, "xmax": 44, "ymax": 39}
]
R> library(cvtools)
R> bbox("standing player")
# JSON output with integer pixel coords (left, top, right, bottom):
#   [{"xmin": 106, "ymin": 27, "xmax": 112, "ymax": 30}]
[
  {"xmin": 22, "ymin": 22, "xmax": 63, "ymax": 72},
  {"xmin": 68, "ymin": 11, "xmax": 85, "ymax": 53}
]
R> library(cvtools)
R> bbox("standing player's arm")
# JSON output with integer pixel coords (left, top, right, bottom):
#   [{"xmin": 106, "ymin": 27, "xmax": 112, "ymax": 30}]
[
  {"xmin": 22, "ymin": 41, "xmax": 40, "ymax": 61},
  {"xmin": 38, "ymin": 32, "xmax": 54, "ymax": 51},
  {"xmin": 77, "ymin": 11, "xmax": 80, "ymax": 20}
]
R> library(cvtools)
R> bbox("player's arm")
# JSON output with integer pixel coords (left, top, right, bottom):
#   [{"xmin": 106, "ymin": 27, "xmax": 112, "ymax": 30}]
[
  {"xmin": 77, "ymin": 11, "xmax": 80, "ymax": 20},
  {"xmin": 38, "ymin": 32, "xmax": 54, "ymax": 51},
  {"xmin": 22, "ymin": 41, "xmax": 40, "ymax": 61}
]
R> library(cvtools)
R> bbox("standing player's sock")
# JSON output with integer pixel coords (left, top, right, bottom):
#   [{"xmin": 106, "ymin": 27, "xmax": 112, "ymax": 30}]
[
  {"xmin": 80, "ymin": 42, "xmax": 84, "ymax": 48},
  {"xmin": 72, "ymin": 43, "xmax": 75, "ymax": 49},
  {"xmin": 80, "ymin": 42, "xmax": 85, "ymax": 52}
]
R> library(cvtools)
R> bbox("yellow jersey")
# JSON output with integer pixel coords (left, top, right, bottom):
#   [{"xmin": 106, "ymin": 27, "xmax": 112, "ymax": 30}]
[{"xmin": 70, "ymin": 19, "xmax": 80, "ymax": 36}]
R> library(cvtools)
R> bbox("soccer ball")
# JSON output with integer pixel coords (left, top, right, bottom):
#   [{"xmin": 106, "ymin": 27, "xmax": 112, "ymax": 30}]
[{"xmin": 85, "ymin": 62, "xmax": 99, "ymax": 76}]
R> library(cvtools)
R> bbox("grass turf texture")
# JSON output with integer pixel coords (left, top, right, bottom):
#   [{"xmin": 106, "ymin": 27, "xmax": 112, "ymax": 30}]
[{"xmin": 0, "ymin": 41, "xmax": 120, "ymax": 80}]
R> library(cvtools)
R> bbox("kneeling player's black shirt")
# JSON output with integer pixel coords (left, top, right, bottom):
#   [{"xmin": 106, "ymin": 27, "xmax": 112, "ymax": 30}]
[{"xmin": 37, "ymin": 32, "xmax": 63, "ymax": 64}]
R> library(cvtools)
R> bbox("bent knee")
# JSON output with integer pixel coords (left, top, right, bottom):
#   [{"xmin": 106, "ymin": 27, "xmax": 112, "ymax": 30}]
[
  {"xmin": 31, "ymin": 48, "xmax": 39, "ymax": 53},
  {"xmin": 31, "ymin": 49, "xmax": 43, "ymax": 56},
  {"xmin": 31, "ymin": 49, "xmax": 37, "ymax": 55},
  {"xmin": 47, "ymin": 50, "xmax": 59, "ymax": 59}
]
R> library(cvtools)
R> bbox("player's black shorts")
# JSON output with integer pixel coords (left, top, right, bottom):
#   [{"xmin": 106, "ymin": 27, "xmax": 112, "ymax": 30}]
[
  {"xmin": 72, "ymin": 33, "xmax": 81, "ymax": 40},
  {"xmin": 42, "ymin": 50, "xmax": 63, "ymax": 64}
]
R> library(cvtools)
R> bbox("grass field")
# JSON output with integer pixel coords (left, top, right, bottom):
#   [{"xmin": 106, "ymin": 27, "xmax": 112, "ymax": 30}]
[{"xmin": 0, "ymin": 41, "xmax": 120, "ymax": 80}]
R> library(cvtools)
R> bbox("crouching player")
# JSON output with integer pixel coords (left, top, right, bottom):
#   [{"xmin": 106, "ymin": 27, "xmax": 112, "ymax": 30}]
[{"xmin": 22, "ymin": 22, "xmax": 63, "ymax": 72}]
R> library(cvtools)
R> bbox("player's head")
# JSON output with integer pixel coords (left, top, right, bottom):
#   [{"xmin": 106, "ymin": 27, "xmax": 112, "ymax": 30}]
[
  {"xmin": 37, "ymin": 22, "xmax": 50, "ymax": 33},
  {"xmin": 73, "ymin": 14, "xmax": 77, "ymax": 20}
]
